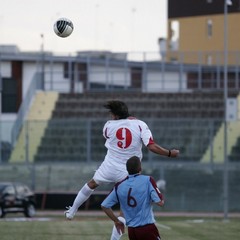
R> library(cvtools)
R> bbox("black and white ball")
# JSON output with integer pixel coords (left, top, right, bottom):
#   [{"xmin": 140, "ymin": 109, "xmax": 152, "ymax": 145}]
[{"xmin": 53, "ymin": 18, "xmax": 74, "ymax": 38}]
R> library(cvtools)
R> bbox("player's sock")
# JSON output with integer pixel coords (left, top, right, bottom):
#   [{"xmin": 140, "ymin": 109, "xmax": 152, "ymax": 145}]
[
  {"xmin": 69, "ymin": 183, "xmax": 94, "ymax": 215},
  {"xmin": 110, "ymin": 216, "xmax": 126, "ymax": 240}
]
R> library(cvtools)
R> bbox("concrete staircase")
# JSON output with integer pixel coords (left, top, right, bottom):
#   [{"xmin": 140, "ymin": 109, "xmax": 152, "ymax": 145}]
[
  {"xmin": 201, "ymin": 93, "xmax": 240, "ymax": 163},
  {"xmin": 10, "ymin": 91, "xmax": 59, "ymax": 162}
]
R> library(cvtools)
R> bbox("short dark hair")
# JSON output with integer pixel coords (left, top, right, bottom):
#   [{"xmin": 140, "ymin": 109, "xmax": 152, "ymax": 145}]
[
  {"xmin": 126, "ymin": 156, "xmax": 141, "ymax": 175},
  {"xmin": 104, "ymin": 100, "xmax": 130, "ymax": 119}
]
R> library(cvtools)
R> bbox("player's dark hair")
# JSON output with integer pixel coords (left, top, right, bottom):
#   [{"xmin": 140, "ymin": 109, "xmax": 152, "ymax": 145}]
[
  {"xmin": 104, "ymin": 100, "xmax": 130, "ymax": 119},
  {"xmin": 127, "ymin": 156, "xmax": 141, "ymax": 175}
]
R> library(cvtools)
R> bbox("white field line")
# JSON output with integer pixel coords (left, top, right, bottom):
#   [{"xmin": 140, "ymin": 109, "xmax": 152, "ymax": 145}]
[{"xmin": 156, "ymin": 222, "xmax": 172, "ymax": 230}]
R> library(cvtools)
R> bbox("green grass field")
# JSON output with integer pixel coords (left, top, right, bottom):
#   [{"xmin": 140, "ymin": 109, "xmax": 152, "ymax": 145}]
[{"xmin": 0, "ymin": 214, "xmax": 240, "ymax": 240}]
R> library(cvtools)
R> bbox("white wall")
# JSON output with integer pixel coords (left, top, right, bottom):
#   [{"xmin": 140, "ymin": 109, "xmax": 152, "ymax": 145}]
[
  {"xmin": 0, "ymin": 118, "xmax": 15, "ymax": 143},
  {"xmin": 89, "ymin": 66, "xmax": 131, "ymax": 87},
  {"xmin": 44, "ymin": 63, "xmax": 70, "ymax": 93},
  {"xmin": 0, "ymin": 62, "xmax": 11, "ymax": 77},
  {"xmin": 145, "ymin": 71, "xmax": 187, "ymax": 92},
  {"xmin": 23, "ymin": 62, "xmax": 39, "ymax": 98}
]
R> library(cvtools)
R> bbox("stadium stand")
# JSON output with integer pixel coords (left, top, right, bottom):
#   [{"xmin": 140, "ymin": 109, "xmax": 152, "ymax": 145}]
[
  {"xmin": 31, "ymin": 91, "xmax": 238, "ymax": 163},
  {"xmin": 51, "ymin": 92, "xmax": 225, "ymax": 119},
  {"xmin": 3, "ymin": 90, "xmax": 240, "ymax": 211}
]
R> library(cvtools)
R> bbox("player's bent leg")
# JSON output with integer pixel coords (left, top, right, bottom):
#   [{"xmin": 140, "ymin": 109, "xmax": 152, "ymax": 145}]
[
  {"xmin": 65, "ymin": 180, "xmax": 98, "ymax": 220},
  {"xmin": 110, "ymin": 216, "xmax": 126, "ymax": 240}
]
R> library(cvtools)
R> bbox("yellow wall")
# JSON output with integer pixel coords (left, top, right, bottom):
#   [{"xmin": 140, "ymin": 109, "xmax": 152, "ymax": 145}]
[
  {"xmin": 201, "ymin": 93, "xmax": 240, "ymax": 163},
  {"xmin": 10, "ymin": 91, "xmax": 59, "ymax": 163},
  {"xmin": 167, "ymin": 13, "xmax": 240, "ymax": 65}
]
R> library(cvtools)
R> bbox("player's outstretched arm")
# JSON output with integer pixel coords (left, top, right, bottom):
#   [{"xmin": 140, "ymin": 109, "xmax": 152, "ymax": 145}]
[{"xmin": 147, "ymin": 143, "xmax": 179, "ymax": 158}]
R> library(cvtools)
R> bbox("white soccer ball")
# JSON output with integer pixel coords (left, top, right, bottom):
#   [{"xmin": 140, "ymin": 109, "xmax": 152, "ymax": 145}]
[{"xmin": 53, "ymin": 18, "xmax": 74, "ymax": 38}]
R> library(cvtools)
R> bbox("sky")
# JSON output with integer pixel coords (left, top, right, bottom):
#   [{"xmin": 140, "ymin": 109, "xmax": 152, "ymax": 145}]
[{"xmin": 0, "ymin": 0, "xmax": 167, "ymax": 54}]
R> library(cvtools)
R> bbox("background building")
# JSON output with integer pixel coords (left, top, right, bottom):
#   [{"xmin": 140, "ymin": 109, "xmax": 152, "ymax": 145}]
[{"xmin": 167, "ymin": 0, "xmax": 240, "ymax": 65}]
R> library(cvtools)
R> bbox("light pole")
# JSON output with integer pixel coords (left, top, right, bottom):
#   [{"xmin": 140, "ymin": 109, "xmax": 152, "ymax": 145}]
[
  {"xmin": 223, "ymin": 0, "xmax": 232, "ymax": 221},
  {"xmin": 0, "ymin": 53, "xmax": 2, "ymax": 164},
  {"xmin": 0, "ymin": 71, "xmax": 2, "ymax": 163},
  {"xmin": 40, "ymin": 34, "xmax": 45, "ymax": 90}
]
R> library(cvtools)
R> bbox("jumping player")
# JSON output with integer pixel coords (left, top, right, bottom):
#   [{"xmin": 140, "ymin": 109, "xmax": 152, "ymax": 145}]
[{"xmin": 65, "ymin": 100, "xmax": 179, "ymax": 240}]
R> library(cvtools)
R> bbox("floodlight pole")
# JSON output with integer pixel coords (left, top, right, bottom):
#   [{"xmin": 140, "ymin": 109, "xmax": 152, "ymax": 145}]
[
  {"xmin": 223, "ymin": 0, "xmax": 230, "ymax": 221},
  {"xmin": 41, "ymin": 34, "xmax": 45, "ymax": 90},
  {"xmin": 0, "ymin": 53, "xmax": 4, "ymax": 164},
  {"xmin": 0, "ymin": 69, "xmax": 2, "ymax": 164}
]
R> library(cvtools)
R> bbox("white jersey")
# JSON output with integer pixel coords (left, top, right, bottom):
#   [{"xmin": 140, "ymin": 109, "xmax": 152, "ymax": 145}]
[
  {"xmin": 103, "ymin": 118, "xmax": 154, "ymax": 170},
  {"xmin": 93, "ymin": 118, "xmax": 154, "ymax": 185}
]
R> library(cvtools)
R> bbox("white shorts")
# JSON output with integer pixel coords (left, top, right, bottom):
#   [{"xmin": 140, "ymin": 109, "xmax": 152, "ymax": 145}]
[{"xmin": 93, "ymin": 160, "xmax": 128, "ymax": 185}]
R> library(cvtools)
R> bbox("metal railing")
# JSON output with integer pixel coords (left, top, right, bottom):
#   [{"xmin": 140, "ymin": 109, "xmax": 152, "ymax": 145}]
[{"xmin": 11, "ymin": 72, "xmax": 42, "ymax": 147}]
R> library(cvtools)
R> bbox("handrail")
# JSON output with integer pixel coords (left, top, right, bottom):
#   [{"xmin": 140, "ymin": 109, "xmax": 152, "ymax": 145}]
[{"xmin": 11, "ymin": 72, "xmax": 42, "ymax": 146}]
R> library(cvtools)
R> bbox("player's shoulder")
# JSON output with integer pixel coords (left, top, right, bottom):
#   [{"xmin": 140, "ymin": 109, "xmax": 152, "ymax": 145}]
[
  {"xmin": 115, "ymin": 176, "xmax": 128, "ymax": 189},
  {"xmin": 138, "ymin": 174, "xmax": 151, "ymax": 182},
  {"xmin": 126, "ymin": 117, "xmax": 147, "ymax": 125},
  {"xmin": 141, "ymin": 175, "xmax": 156, "ymax": 184},
  {"xmin": 138, "ymin": 174, "xmax": 148, "ymax": 177}
]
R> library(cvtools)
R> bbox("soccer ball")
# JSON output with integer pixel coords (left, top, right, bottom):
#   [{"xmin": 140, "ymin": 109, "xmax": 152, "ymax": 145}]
[{"xmin": 53, "ymin": 18, "xmax": 74, "ymax": 38}]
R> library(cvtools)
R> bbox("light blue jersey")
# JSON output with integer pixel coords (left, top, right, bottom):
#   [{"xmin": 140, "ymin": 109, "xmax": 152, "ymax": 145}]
[{"xmin": 101, "ymin": 174, "xmax": 162, "ymax": 227}]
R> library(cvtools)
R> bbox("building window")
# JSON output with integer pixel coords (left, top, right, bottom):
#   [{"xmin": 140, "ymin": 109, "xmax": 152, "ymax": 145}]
[
  {"xmin": 207, "ymin": 19, "xmax": 213, "ymax": 38},
  {"xmin": 207, "ymin": 55, "xmax": 212, "ymax": 65},
  {"xmin": 2, "ymin": 78, "xmax": 17, "ymax": 113},
  {"xmin": 170, "ymin": 20, "xmax": 179, "ymax": 51}
]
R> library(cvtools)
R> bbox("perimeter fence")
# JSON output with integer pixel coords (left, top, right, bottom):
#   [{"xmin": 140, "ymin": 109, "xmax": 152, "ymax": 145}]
[
  {"xmin": 0, "ymin": 161, "xmax": 239, "ymax": 213},
  {"xmin": 0, "ymin": 118, "xmax": 240, "ymax": 213}
]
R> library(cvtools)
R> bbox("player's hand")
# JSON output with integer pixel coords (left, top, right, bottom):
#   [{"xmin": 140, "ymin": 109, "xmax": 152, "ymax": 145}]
[
  {"xmin": 160, "ymin": 199, "xmax": 165, "ymax": 207},
  {"xmin": 115, "ymin": 220, "xmax": 125, "ymax": 235},
  {"xmin": 170, "ymin": 149, "xmax": 179, "ymax": 157}
]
